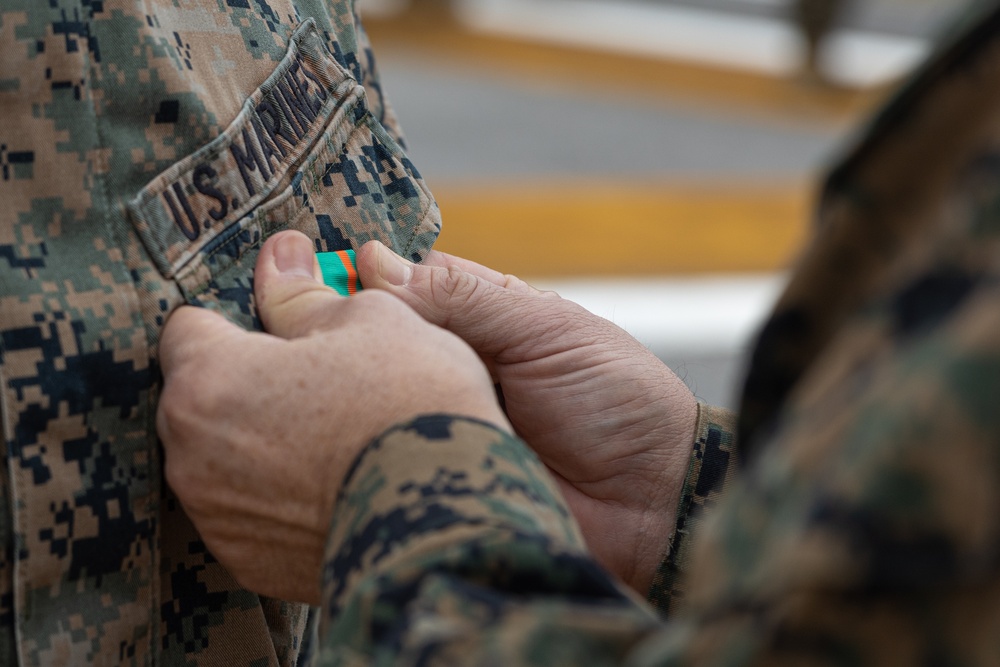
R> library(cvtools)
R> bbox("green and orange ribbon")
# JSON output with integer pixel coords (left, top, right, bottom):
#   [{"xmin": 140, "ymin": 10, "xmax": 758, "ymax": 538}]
[{"xmin": 316, "ymin": 250, "xmax": 362, "ymax": 296}]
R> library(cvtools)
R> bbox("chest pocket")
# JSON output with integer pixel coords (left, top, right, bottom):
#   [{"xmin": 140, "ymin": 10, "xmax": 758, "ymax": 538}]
[{"xmin": 128, "ymin": 18, "xmax": 440, "ymax": 328}]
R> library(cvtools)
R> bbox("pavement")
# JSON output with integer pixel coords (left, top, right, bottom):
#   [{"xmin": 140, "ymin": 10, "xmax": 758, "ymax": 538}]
[{"xmin": 361, "ymin": 0, "xmax": 973, "ymax": 406}]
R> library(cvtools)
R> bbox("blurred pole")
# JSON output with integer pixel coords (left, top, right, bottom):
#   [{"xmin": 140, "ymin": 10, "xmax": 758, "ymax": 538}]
[{"xmin": 793, "ymin": 0, "xmax": 849, "ymax": 84}]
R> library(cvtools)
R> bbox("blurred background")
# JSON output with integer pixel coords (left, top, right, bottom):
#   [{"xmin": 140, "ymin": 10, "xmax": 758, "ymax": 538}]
[{"xmin": 359, "ymin": 0, "xmax": 971, "ymax": 406}]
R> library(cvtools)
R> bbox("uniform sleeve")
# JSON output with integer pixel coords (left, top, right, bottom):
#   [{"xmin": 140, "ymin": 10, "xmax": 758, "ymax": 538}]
[
  {"xmin": 312, "ymin": 409, "xmax": 743, "ymax": 665},
  {"xmin": 647, "ymin": 403, "xmax": 738, "ymax": 617},
  {"xmin": 313, "ymin": 415, "xmax": 665, "ymax": 665}
]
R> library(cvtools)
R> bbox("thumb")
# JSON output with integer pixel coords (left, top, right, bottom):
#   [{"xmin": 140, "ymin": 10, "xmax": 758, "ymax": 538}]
[
  {"xmin": 357, "ymin": 241, "xmax": 547, "ymax": 358},
  {"xmin": 255, "ymin": 231, "xmax": 347, "ymax": 339}
]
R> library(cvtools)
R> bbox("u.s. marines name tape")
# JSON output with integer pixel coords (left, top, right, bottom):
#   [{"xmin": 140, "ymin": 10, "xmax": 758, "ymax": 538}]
[{"xmin": 128, "ymin": 18, "xmax": 363, "ymax": 278}]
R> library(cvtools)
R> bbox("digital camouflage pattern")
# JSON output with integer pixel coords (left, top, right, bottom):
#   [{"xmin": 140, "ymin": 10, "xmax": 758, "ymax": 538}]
[
  {"xmin": 647, "ymin": 404, "xmax": 736, "ymax": 618},
  {"xmin": 318, "ymin": 415, "xmax": 663, "ymax": 666},
  {"xmin": 312, "ymin": 1, "xmax": 1000, "ymax": 664},
  {"xmin": 0, "ymin": 0, "xmax": 439, "ymax": 664}
]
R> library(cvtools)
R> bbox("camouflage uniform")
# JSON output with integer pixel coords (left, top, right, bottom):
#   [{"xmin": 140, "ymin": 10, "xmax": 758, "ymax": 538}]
[
  {"xmin": 313, "ymin": 2, "xmax": 1000, "ymax": 664},
  {"xmin": 0, "ymin": 1, "xmax": 439, "ymax": 664}
]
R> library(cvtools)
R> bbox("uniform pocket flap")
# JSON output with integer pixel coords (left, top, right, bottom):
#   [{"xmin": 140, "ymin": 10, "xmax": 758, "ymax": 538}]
[{"xmin": 127, "ymin": 18, "xmax": 363, "ymax": 278}]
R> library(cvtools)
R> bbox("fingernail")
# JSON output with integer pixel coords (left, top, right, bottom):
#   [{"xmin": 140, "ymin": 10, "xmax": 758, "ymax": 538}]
[
  {"xmin": 376, "ymin": 243, "xmax": 412, "ymax": 286},
  {"xmin": 273, "ymin": 234, "xmax": 318, "ymax": 280}
]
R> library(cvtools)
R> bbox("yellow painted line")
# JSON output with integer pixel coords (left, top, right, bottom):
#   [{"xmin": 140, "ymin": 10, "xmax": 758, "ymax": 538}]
[
  {"xmin": 364, "ymin": 8, "xmax": 889, "ymax": 124},
  {"xmin": 431, "ymin": 180, "xmax": 815, "ymax": 276},
  {"xmin": 366, "ymin": 8, "xmax": 827, "ymax": 276}
]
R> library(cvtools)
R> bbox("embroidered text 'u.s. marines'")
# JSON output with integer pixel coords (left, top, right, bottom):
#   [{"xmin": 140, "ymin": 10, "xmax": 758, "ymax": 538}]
[{"xmin": 129, "ymin": 19, "xmax": 362, "ymax": 278}]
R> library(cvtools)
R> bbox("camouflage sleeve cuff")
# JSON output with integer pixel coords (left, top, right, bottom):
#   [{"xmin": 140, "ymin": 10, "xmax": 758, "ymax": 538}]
[
  {"xmin": 316, "ymin": 414, "xmax": 619, "ymax": 659},
  {"xmin": 646, "ymin": 403, "xmax": 738, "ymax": 617}
]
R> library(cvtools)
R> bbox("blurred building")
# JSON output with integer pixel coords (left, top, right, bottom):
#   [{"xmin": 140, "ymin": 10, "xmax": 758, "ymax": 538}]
[{"xmin": 359, "ymin": 0, "xmax": 972, "ymax": 405}]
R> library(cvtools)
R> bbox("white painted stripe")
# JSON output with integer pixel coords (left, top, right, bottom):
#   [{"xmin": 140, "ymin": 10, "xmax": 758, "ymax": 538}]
[
  {"xmin": 531, "ymin": 274, "xmax": 787, "ymax": 354},
  {"xmin": 822, "ymin": 29, "xmax": 930, "ymax": 87},
  {"xmin": 454, "ymin": 0, "xmax": 931, "ymax": 88}
]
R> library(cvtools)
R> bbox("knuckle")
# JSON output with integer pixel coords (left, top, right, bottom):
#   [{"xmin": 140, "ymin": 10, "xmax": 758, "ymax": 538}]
[
  {"xmin": 439, "ymin": 265, "xmax": 474, "ymax": 299},
  {"xmin": 502, "ymin": 273, "xmax": 522, "ymax": 290},
  {"xmin": 434, "ymin": 265, "xmax": 482, "ymax": 314},
  {"xmin": 499, "ymin": 272, "xmax": 551, "ymax": 297},
  {"xmin": 265, "ymin": 288, "xmax": 339, "ymax": 337}
]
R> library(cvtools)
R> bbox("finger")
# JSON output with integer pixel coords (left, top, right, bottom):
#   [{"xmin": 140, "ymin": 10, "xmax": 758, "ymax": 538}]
[
  {"xmin": 421, "ymin": 249, "xmax": 543, "ymax": 295},
  {"xmin": 356, "ymin": 241, "xmax": 556, "ymax": 357},
  {"xmin": 159, "ymin": 305, "xmax": 245, "ymax": 377},
  {"xmin": 255, "ymin": 230, "xmax": 349, "ymax": 339}
]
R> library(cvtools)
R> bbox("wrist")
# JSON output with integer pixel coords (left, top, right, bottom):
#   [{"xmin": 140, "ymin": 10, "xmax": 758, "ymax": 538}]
[{"xmin": 629, "ymin": 390, "xmax": 700, "ymax": 594}]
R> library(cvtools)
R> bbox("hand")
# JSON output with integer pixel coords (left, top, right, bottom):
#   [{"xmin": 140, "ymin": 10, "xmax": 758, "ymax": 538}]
[
  {"xmin": 356, "ymin": 242, "xmax": 698, "ymax": 594},
  {"xmin": 157, "ymin": 231, "xmax": 508, "ymax": 605}
]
